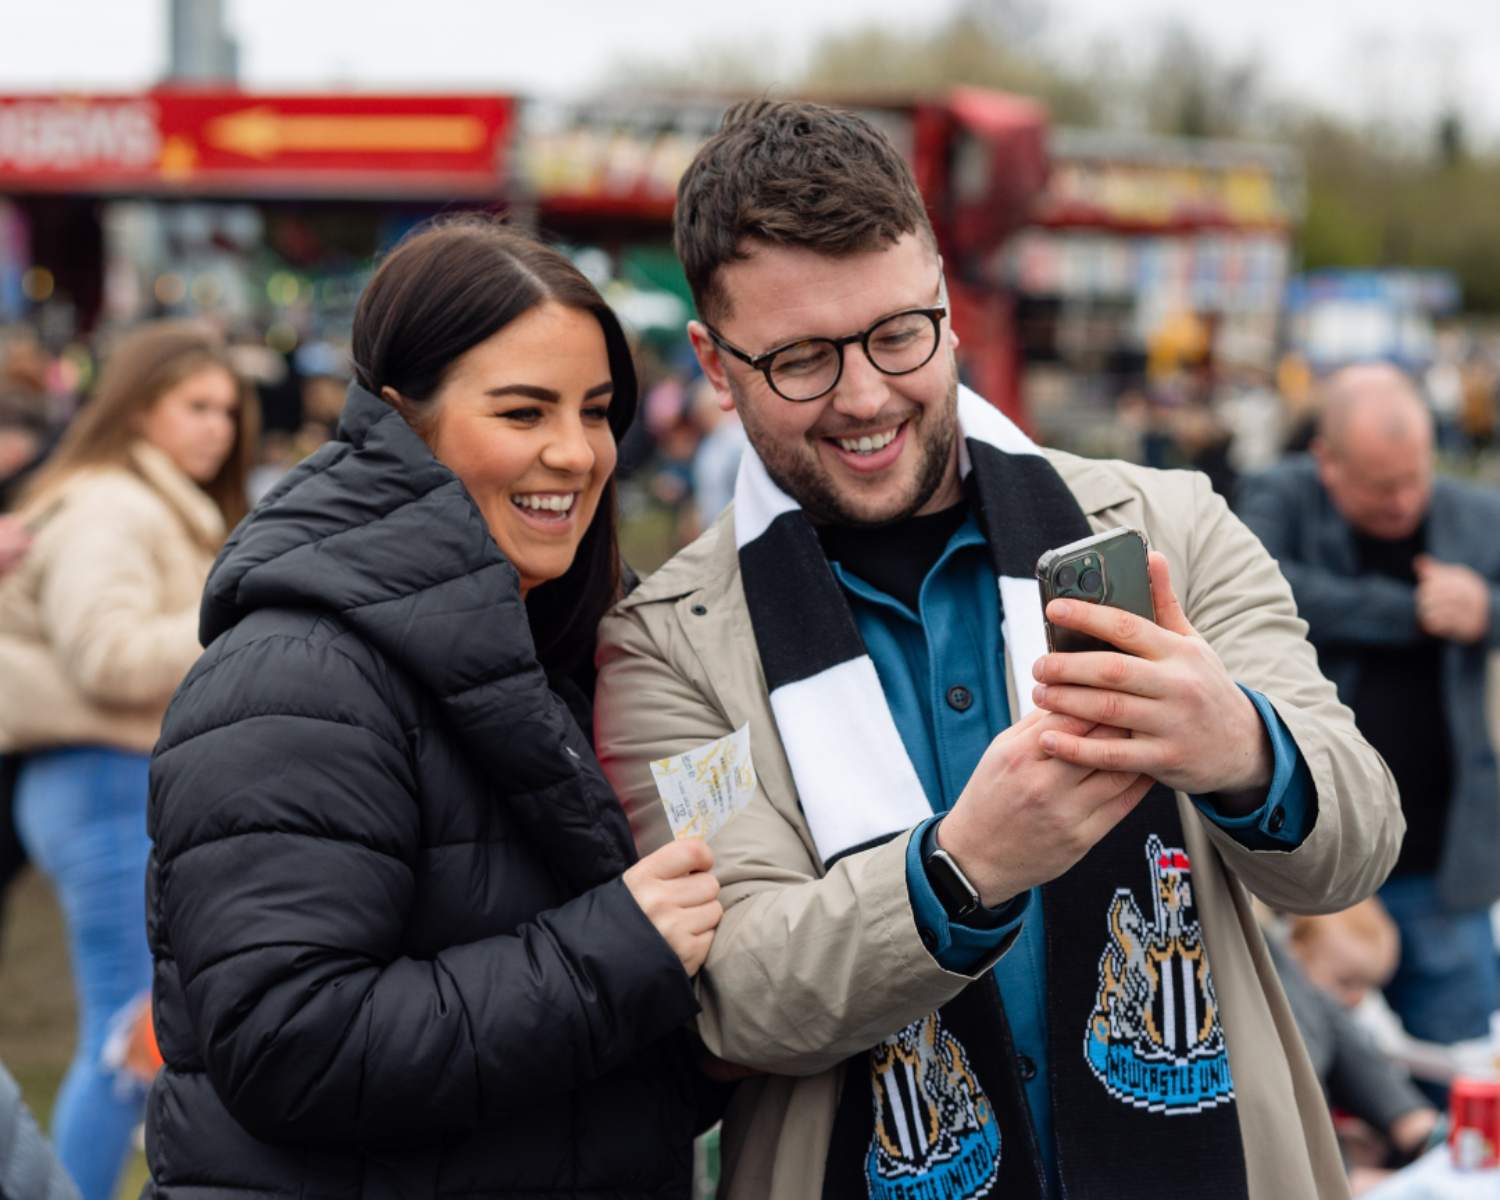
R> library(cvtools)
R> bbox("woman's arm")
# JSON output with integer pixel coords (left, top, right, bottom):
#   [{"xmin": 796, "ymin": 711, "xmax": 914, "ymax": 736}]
[{"xmin": 151, "ymin": 625, "xmax": 697, "ymax": 1146}]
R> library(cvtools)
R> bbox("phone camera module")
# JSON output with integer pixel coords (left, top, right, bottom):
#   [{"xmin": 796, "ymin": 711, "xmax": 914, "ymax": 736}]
[
  {"xmin": 1078, "ymin": 567, "xmax": 1102, "ymax": 594},
  {"xmin": 1056, "ymin": 563, "xmax": 1078, "ymax": 590}
]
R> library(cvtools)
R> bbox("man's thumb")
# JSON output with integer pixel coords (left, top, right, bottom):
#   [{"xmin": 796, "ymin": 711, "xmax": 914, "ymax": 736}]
[{"xmin": 1147, "ymin": 551, "xmax": 1194, "ymax": 637}]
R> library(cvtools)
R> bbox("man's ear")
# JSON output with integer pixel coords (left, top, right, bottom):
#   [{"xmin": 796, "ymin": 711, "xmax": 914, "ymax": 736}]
[
  {"xmin": 1311, "ymin": 436, "xmax": 1337, "ymax": 487},
  {"xmin": 688, "ymin": 321, "xmax": 737, "ymax": 413}
]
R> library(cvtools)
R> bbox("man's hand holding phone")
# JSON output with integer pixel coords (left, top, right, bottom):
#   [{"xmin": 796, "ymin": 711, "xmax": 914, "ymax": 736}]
[
  {"xmin": 1030, "ymin": 551, "xmax": 1272, "ymax": 803},
  {"xmin": 936, "ymin": 710, "xmax": 1154, "ymax": 907}
]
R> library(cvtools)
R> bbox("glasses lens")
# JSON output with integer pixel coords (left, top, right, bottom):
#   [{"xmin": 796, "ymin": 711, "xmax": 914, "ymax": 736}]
[
  {"xmin": 867, "ymin": 311, "xmax": 938, "ymax": 375},
  {"xmin": 768, "ymin": 339, "xmax": 841, "ymax": 401}
]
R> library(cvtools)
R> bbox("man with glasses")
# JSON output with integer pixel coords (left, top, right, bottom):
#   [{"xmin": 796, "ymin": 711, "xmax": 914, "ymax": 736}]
[{"xmin": 596, "ymin": 100, "xmax": 1401, "ymax": 1200}]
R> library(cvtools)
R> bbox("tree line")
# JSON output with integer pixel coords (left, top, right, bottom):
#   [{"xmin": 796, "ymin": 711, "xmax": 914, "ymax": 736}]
[{"xmin": 607, "ymin": 1, "xmax": 1500, "ymax": 312}]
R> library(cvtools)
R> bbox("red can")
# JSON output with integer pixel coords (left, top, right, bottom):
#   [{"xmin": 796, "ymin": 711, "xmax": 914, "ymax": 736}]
[{"xmin": 1449, "ymin": 1076, "xmax": 1500, "ymax": 1171}]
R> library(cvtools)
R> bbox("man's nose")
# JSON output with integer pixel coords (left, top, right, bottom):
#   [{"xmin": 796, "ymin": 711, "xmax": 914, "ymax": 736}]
[{"xmin": 829, "ymin": 347, "xmax": 888, "ymax": 422}]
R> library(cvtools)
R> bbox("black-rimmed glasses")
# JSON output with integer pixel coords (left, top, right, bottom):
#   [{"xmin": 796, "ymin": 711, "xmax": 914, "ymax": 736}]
[{"xmin": 703, "ymin": 280, "xmax": 948, "ymax": 403}]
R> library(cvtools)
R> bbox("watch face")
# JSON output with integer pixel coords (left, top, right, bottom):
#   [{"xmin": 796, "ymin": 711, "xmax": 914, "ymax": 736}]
[{"xmin": 928, "ymin": 849, "xmax": 980, "ymax": 918}]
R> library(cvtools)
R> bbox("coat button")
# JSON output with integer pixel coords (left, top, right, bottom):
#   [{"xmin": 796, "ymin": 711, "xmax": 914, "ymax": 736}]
[
  {"xmin": 690, "ymin": 603, "xmax": 708, "ymax": 616},
  {"xmin": 1268, "ymin": 806, "xmax": 1286, "ymax": 833},
  {"xmin": 946, "ymin": 685, "xmax": 973, "ymax": 713},
  {"xmin": 918, "ymin": 927, "xmax": 938, "ymax": 952},
  {"xmin": 1018, "ymin": 1054, "xmax": 1037, "ymax": 1081}
]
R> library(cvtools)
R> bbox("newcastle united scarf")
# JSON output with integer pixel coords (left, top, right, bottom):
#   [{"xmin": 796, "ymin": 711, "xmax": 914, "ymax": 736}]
[{"xmin": 733, "ymin": 387, "xmax": 1250, "ymax": 1200}]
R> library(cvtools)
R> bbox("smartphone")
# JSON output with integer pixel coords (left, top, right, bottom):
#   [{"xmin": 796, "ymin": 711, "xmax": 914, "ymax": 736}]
[{"xmin": 1035, "ymin": 528, "xmax": 1154, "ymax": 654}]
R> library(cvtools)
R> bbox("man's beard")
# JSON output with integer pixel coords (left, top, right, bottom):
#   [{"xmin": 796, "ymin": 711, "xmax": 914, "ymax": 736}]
[{"xmin": 733, "ymin": 373, "xmax": 959, "ymax": 527}]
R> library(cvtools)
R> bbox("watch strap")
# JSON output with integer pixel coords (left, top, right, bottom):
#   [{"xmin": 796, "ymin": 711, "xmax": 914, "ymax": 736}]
[{"xmin": 921, "ymin": 820, "xmax": 981, "ymax": 920}]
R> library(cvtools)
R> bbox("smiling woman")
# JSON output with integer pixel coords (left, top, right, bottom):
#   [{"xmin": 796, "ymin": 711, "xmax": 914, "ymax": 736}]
[
  {"xmin": 412, "ymin": 303, "xmax": 618, "ymax": 598},
  {"xmin": 142, "ymin": 216, "xmax": 725, "ymax": 1199}
]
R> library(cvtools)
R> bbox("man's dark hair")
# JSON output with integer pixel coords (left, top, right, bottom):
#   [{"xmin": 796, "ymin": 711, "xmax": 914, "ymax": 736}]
[{"xmin": 674, "ymin": 99, "xmax": 936, "ymax": 322}]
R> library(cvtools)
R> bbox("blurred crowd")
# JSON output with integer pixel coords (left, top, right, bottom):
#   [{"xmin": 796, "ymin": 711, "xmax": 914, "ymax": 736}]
[
  {"xmin": 1, "ymin": 301, "xmax": 1499, "ymax": 1199},
  {"xmin": 1065, "ymin": 336, "xmax": 1500, "ymax": 506},
  {"xmin": 7, "ymin": 309, "xmax": 1498, "ymax": 579}
]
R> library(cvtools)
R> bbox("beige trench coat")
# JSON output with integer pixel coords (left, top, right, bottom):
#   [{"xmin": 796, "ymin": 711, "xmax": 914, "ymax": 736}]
[
  {"xmin": 0, "ymin": 440, "xmax": 223, "ymax": 754},
  {"xmin": 596, "ymin": 450, "xmax": 1403, "ymax": 1200}
]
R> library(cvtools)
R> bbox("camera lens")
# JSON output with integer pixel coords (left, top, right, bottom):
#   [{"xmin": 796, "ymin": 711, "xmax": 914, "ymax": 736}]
[
  {"xmin": 1079, "ymin": 568, "xmax": 1102, "ymax": 594},
  {"xmin": 1056, "ymin": 564, "xmax": 1077, "ymax": 590}
]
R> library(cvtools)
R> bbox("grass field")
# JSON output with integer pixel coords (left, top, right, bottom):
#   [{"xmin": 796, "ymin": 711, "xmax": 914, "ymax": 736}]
[{"xmin": 1, "ymin": 868, "xmax": 149, "ymax": 1199}]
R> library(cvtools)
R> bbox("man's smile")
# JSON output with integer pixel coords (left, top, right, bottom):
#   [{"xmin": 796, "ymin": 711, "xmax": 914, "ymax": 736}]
[{"xmin": 821, "ymin": 420, "xmax": 910, "ymax": 474}]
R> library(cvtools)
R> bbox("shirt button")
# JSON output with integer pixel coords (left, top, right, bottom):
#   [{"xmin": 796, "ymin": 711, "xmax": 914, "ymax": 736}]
[
  {"xmin": 919, "ymin": 927, "xmax": 938, "ymax": 952},
  {"xmin": 946, "ymin": 685, "xmax": 973, "ymax": 713},
  {"xmin": 1268, "ymin": 806, "xmax": 1286, "ymax": 833},
  {"xmin": 1017, "ymin": 1054, "xmax": 1037, "ymax": 1081}
]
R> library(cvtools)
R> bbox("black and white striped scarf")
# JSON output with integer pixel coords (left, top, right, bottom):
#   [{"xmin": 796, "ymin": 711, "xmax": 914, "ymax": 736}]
[
  {"xmin": 733, "ymin": 387, "xmax": 1066, "ymax": 868},
  {"xmin": 732, "ymin": 386, "xmax": 1250, "ymax": 1200}
]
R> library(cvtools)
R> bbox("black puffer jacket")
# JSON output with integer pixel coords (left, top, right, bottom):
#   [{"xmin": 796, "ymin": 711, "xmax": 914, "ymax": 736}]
[{"xmin": 145, "ymin": 386, "xmax": 701, "ymax": 1198}]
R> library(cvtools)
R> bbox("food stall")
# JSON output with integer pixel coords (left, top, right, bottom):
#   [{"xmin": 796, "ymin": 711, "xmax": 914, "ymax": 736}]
[{"xmin": 997, "ymin": 127, "xmax": 1303, "ymax": 449}]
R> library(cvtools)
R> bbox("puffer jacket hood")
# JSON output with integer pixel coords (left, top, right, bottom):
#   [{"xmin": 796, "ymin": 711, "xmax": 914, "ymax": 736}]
[
  {"xmin": 200, "ymin": 382, "xmax": 635, "ymax": 893},
  {"xmin": 205, "ymin": 383, "xmax": 511, "ymax": 642}
]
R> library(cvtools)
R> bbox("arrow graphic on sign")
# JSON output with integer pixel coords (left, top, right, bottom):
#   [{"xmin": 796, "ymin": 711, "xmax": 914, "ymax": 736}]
[{"xmin": 205, "ymin": 107, "xmax": 488, "ymax": 160}]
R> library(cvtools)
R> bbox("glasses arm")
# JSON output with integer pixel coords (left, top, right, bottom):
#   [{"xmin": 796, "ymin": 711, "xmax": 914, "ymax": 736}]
[{"xmin": 702, "ymin": 324, "xmax": 761, "ymax": 369}]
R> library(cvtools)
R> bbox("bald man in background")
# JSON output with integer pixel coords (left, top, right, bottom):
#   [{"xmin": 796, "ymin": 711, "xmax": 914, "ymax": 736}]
[{"xmin": 1238, "ymin": 362, "xmax": 1500, "ymax": 1060}]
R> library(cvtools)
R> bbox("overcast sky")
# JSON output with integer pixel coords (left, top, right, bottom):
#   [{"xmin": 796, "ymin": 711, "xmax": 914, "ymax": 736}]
[{"xmin": 3, "ymin": 0, "xmax": 1499, "ymax": 140}]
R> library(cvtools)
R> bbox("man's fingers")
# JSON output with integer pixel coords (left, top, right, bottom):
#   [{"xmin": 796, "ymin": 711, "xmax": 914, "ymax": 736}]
[
  {"xmin": 1037, "ymin": 711, "xmax": 1097, "ymax": 737},
  {"xmin": 1017, "ymin": 712, "xmax": 1096, "ymax": 759},
  {"xmin": 1043, "ymin": 597, "xmax": 1174, "ymax": 659},
  {"xmin": 1032, "ymin": 650, "xmax": 1164, "ymax": 697},
  {"xmin": 1077, "ymin": 766, "xmax": 1146, "ymax": 802},
  {"xmin": 1007, "ymin": 704, "xmax": 1054, "ymax": 733},
  {"xmin": 1147, "ymin": 552, "xmax": 1194, "ymax": 638},
  {"xmin": 1032, "ymin": 683, "xmax": 1164, "ymax": 734},
  {"xmin": 1077, "ymin": 775, "xmax": 1156, "ymax": 847},
  {"xmin": 993, "ymin": 708, "xmax": 1091, "ymax": 745},
  {"xmin": 1038, "ymin": 727, "xmax": 1152, "ymax": 774}
]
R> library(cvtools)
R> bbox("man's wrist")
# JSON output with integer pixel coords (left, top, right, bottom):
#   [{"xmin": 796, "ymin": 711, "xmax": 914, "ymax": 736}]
[
  {"xmin": 933, "ymin": 815, "xmax": 1017, "ymax": 909},
  {"xmin": 1211, "ymin": 689, "xmax": 1275, "ymax": 808}
]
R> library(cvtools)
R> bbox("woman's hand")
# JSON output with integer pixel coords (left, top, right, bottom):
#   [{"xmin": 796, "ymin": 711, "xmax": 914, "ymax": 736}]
[{"xmin": 623, "ymin": 838, "xmax": 722, "ymax": 976}]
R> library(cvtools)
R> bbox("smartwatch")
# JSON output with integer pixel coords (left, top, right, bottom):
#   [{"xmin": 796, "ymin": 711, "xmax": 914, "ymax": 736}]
[{"xmin": 923, "ymin": 836, "xmax": 982, "ymax": 922}]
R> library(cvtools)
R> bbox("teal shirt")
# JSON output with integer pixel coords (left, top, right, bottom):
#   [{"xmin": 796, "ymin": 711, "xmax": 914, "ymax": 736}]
[{"xmin": 828, "ymin": 514, "xmax": 1314, "ymax": 1197}]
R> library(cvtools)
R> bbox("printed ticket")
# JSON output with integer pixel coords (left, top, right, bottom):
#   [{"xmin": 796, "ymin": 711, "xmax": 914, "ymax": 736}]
[{"xmin": 649, "ymin": 724, "xmax": 756, "ymax": 841}]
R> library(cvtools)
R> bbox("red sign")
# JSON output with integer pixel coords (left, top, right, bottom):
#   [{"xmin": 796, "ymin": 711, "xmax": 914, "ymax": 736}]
[{"xmin": 0, "ymin": 91, "xmax": 513, "ymax": 196}]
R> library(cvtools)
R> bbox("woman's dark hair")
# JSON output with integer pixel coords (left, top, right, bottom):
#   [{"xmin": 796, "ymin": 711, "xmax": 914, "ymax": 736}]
[{"xmin": 351, "ymin": 214, "xmax": 638, "ymax": 676}]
